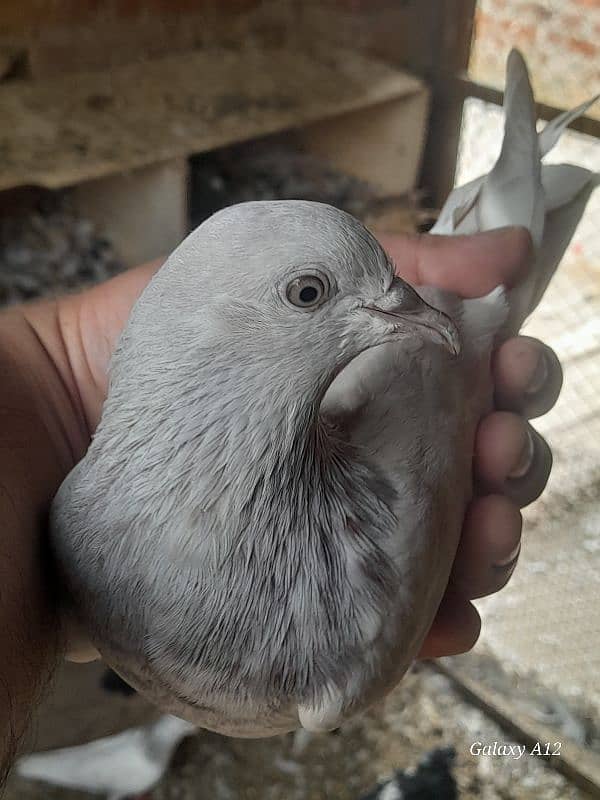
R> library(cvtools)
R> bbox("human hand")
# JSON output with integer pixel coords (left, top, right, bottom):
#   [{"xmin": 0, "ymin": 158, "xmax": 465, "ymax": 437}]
[
  {"xmin": 378, "ymin": 227, "xmax": 561, "ymax": 658},
  {"xmin": 0, "ymin": 259, "xmax": 163, "ymax": 776}
]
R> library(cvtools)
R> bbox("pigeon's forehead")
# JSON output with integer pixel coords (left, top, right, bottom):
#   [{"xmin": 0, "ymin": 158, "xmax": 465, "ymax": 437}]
[{"xmin": 174, "ymin": 200, "xmax": 393, "ymax": 291}]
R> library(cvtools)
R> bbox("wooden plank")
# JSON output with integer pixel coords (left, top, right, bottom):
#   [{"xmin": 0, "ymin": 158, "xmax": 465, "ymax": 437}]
[
  {"xmin": 418, "ymin": 0, "xmax": 477, "ymax": 209},
  {"xmin": 274, "ymin": 2, "xmax": 469, "ymax": 207},
  {"xmin": 297, "ymin": 91, "xmax": 430, "ymax": 197},
  {"xmin": 73, "ymin": 158, "xmax": 188, "ymax": 267},
  {"xmin": 0, "ymin": 0, "xmax": 256, "ymax": 32},
  {"xmin": 0, "ymin": 44, "xmax": 426, "ymax": 192},
  {"xmin": 0, "ymin": 3, "xmax": 264, "ymax": 79}
]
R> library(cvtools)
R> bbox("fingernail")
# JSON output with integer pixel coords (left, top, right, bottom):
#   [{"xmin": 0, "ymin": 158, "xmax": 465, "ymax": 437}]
[
  {"xmin": 494, "ymin": 542, "xmax": 521, "ymax": 569},
  {"xmin": 507, "ymin": 428, "xmax": 535, "ymax": 479},
  {"xmin": 525, "ymin": 350, "xmax": 549, "ymax": 395}
]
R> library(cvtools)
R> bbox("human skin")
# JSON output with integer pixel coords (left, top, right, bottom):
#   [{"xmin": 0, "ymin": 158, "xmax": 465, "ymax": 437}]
[{"xmin": 0, "ymin": 226, "xmax": 560, "ymax": 778}]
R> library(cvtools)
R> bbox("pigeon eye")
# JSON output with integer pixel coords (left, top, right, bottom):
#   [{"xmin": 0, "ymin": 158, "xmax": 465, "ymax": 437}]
[{"xmin": 286, "ymin": 274, "xmax": 329, "ymax": 310}]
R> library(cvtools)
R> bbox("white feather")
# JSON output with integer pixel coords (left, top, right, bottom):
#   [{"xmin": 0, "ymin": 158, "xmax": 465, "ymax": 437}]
[
  {"xmin": 16, "ymin": 715, "xmax": 195, "ymax": 798},
  {"xmin": 432, "ymin": 48, "xmax": 597, "ymax": 332}
]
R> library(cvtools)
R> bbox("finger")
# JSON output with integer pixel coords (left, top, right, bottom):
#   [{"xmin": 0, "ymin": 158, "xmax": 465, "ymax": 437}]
[
  {"xmin": 451, "ymin": 494, "xmax": 522, "ymax": 600},
  {"xmin": 475, "ymin": 413, "xmax": 552, "ymax": 507},
  {"xmin": 493, "ymin": 336, "xmax": 563, "ymax": 419},
  {"xmin": 418, "ymin": 591, "xmax": 481, "ymax": 658},
  {"xmin": 378, "ymin": 226, "xmax": 532, "ymax": 296}
]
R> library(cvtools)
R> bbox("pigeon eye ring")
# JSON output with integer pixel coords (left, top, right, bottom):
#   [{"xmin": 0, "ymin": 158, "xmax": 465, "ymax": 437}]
[{"xmin": 284, "ymin": 270, "xmax": 331, "ymax": 310}]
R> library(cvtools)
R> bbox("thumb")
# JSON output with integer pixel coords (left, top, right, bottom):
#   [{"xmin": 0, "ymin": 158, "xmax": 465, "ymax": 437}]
[{"xmin": 379, "ymin": 226, "xmax": 533, "ymax": 298}]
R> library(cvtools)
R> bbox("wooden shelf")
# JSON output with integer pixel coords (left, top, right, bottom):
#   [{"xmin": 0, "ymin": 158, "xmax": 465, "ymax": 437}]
[{"xmin": 0, "ymin": 44, "xmax": 426, "ymax": 191}]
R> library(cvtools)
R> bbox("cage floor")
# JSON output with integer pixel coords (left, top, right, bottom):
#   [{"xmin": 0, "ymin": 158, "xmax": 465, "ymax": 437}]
[{"xmin": 6, "ymin": 664, "xmax": 586, "ymax": 800}]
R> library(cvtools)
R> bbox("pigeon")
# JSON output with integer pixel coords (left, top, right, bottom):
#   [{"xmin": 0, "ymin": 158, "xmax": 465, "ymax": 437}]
[
  {"xmin": 359, "ymin": 746, "xmax": 457, "ymax": 800},
  {"xmin": 16, "ymin": 715, "xmax": 195, "ymax": 799},
  {"xmin": 49, "ymin": 49, "xmax": 597, "ymax": 739}
]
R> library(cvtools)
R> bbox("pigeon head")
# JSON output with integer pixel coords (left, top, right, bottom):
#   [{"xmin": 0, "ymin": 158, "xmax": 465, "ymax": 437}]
[{"xmin": 128, "ymin": 201, "xmax": 459, "ymax": 415}]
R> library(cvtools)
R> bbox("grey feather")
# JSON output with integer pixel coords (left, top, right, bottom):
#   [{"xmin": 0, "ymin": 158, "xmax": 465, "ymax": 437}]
[{"xmin": 538, "ymin": 93, "xmax": 600, "ymax": 157}]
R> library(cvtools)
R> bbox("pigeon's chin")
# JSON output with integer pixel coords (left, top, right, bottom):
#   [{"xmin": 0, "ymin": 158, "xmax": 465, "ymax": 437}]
[{"xmin": 321, "ymin": 307, "xmax": 460, "ymax": 421}]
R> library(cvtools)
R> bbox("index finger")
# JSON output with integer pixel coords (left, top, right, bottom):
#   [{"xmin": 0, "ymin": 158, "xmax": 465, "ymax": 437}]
[{"xmin": 378, "ymin": 226, "xmax": 533, "ymax": 298}]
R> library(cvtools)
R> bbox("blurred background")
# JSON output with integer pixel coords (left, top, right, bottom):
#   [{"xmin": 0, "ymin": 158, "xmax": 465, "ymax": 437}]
[{"xmin": 1, "ymin": 1, "xmax": 598, "ymax": 798}]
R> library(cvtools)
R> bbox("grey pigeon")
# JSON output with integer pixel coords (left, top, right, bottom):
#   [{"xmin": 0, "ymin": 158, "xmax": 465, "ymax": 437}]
[{"xmin": 49, "ymin": 50, "xmax": 597, "ymax": 739}]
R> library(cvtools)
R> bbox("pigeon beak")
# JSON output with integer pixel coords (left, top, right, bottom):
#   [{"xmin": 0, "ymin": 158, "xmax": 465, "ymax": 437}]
[{"xmin": 366, "ymin": 281, "xmax": 461, "ymax": 357}]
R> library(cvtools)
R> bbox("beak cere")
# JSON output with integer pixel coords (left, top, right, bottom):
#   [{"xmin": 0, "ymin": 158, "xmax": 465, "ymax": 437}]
[{"xmin": 366, "ymin": 300, "xmax": 461, "ymax": 357}]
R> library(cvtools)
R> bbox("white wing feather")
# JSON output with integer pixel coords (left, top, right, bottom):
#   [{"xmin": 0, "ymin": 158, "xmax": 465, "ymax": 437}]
[{"xmin": 432, "ymin": 48, "xmax": 598, "ymax": 331}]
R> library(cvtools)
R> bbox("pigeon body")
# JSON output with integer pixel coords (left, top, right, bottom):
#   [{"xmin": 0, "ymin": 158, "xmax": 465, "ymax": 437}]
[
  {"xmin": 52, "ymin": 199, "xmax": 465, "ymax": 735},
  {"xmin": 50, "ymin": 51, "xmax": 597, "ymax": 738}
]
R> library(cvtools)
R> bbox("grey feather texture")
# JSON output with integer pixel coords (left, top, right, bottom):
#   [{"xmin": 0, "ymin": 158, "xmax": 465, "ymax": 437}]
[{"xmin": 50, "ymin": 50, "xmax": 597, "ymax": 738}]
